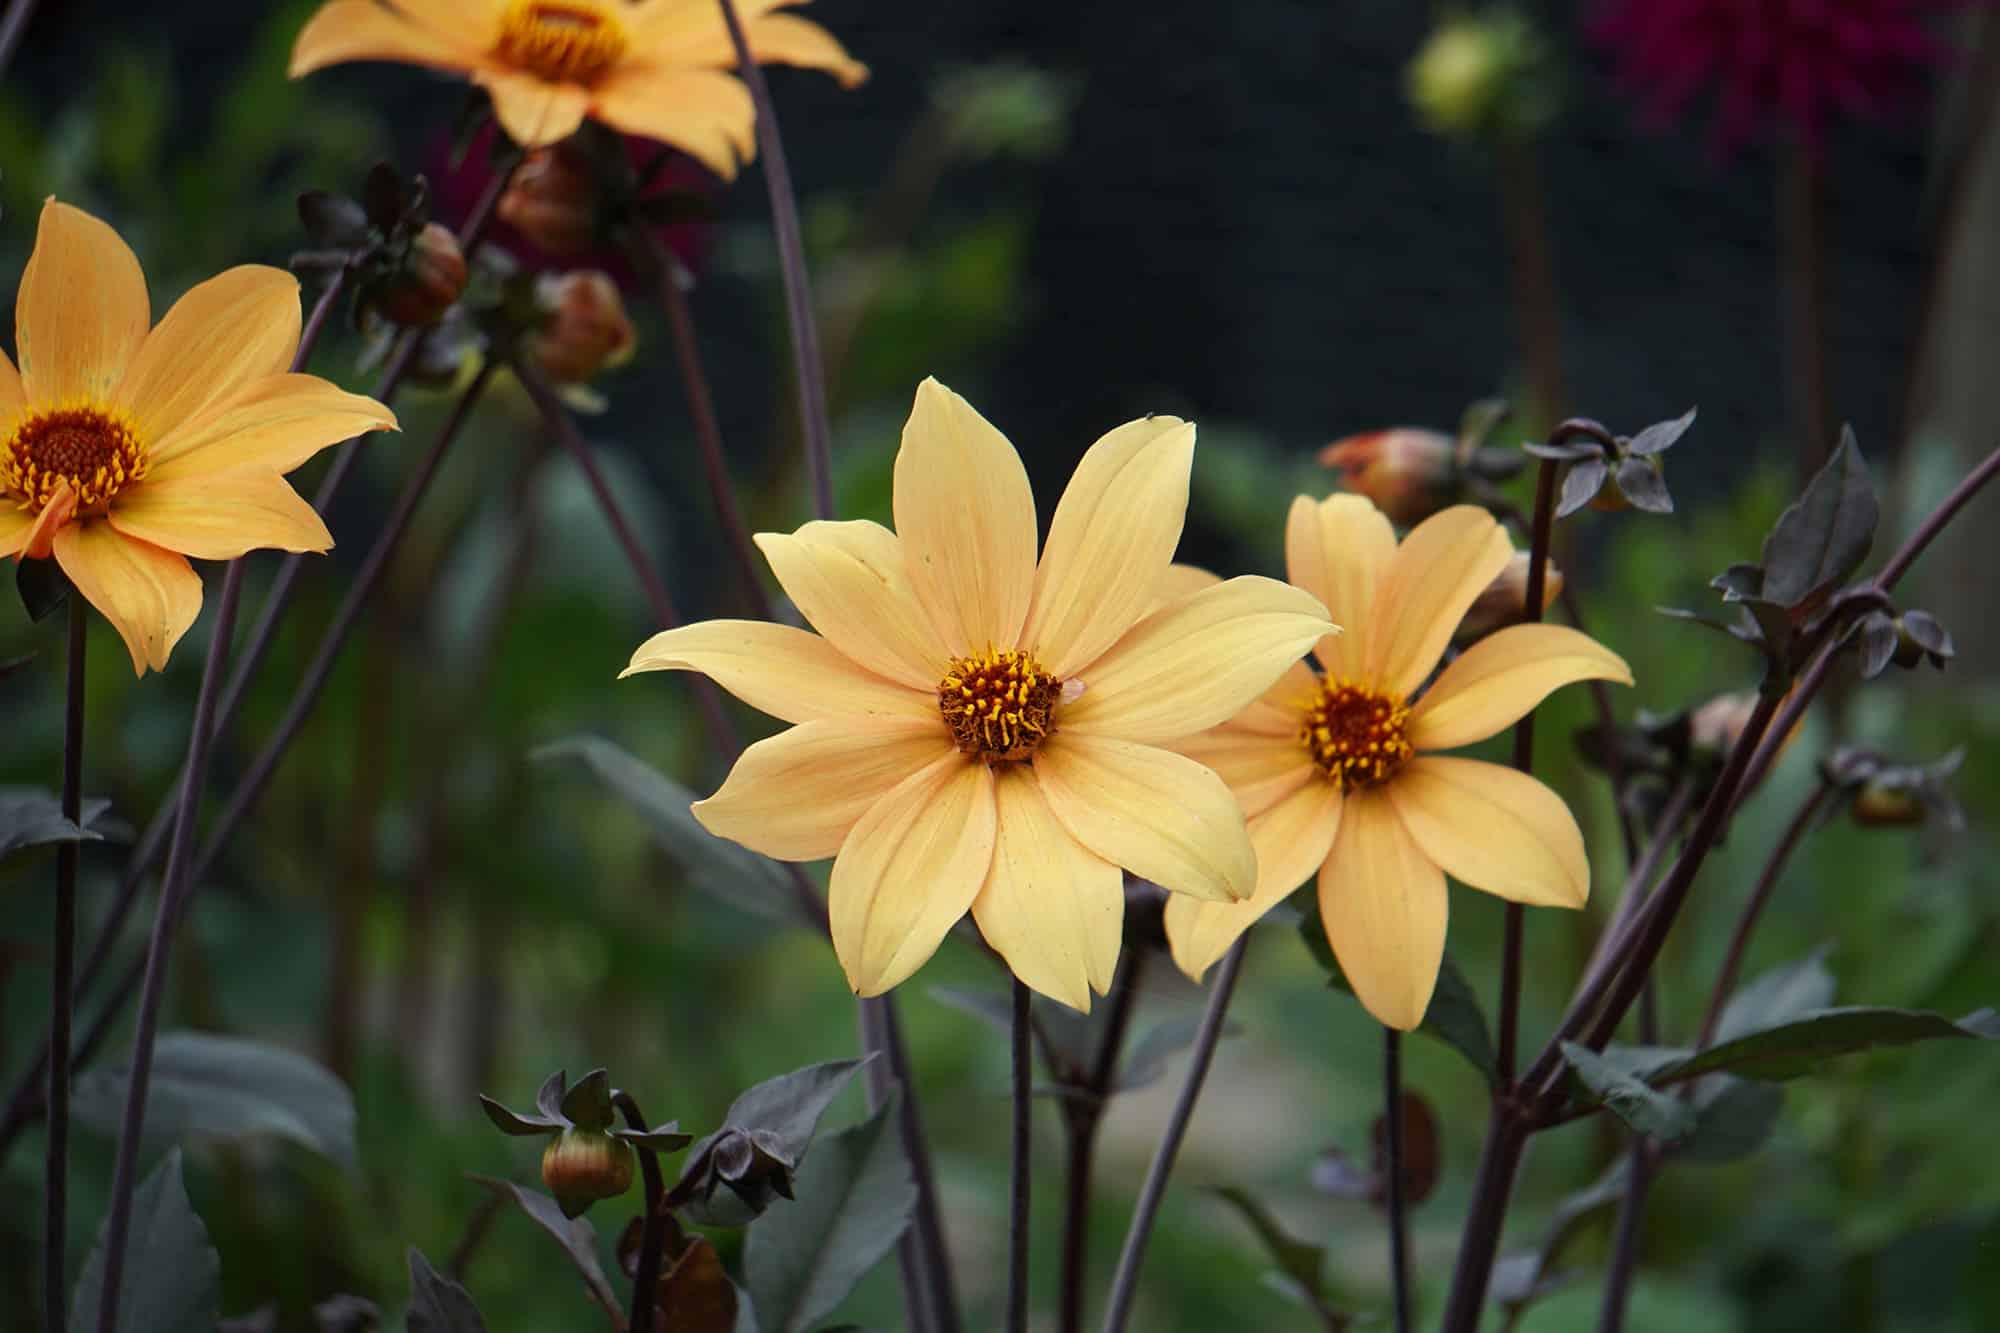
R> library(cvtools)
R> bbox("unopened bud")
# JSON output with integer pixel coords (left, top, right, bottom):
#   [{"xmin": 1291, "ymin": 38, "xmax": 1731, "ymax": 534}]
[
  {"xmin": 531, "ymin": 271, "xmax": 636, "ymax": 384},
  {"xmin": 1407, "ymin": 9, "xmax": 1552, "ymax": 143},
  {"xmin": 1850, "ymin": 784, "xmax": 1926, "ymax": 828},
  {"xmin": 1688, "ymin": 691, "xmax": 1758, "ymax": 756},
  {"xmin": 371, "ymin": 223, "xmax": 467, "ymax": 327},
  {"xmin": 1318, "ymin": 428, "xmax": 1458, "ymax": 527},
  {"xmin": 1455, "ymin": 551, "xmax": 1562, "ymax": 647},
  {"xmin": 498, "ymin": 144, "xmax": 600, "ymax": 256},
  {"xmin": 541, "ymin": 1128, "xmax": 635, "ymax": 1218}
]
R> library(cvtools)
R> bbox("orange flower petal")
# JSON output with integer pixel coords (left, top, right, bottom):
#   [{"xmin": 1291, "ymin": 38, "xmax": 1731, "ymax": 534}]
[
  {"xmin": 289, "ymin": 0, "xmax": 486, "ymax": 78},
  {"xmin": 652, "ymin": 11, "xmax": 868, "ymax": 87},
  {"xmin": 117, "ymin": 266, "xmax": 301, "ymax": 441},
  {"xmin": 1364, "ymin": 505, "xmax": 1512, "ymax": 698},
  {"xmin": 1286, "ymin": 493, "xmax": 1394, "ymax": 680},
  {"xmin": 145, "ymin": 373, "xmax": 397, "ymax": 481},
  {"xmin": 21, "ymin": 481, "xmax": 76, "ymax": 559},
  {"xmin": 1164, "ymin": 778, "xmax": 1341, "ymax": 981},
  {"xmin": 1385, "ymin": 757, "xmax": 1589, "ymax": 908},
  {"xmin": 480, "ymin": 71, "xmax": 593, "ymax": 149},
  {"xmin": 16, "ymin": 201, "xmax": 150, "ymax": 403},
  {"xmin": 970, "ymin": 765, "xmax": 1124, "ymax": 1011},
  {"xmin": 589, "ymin": 66, "xmax": 753, "ymax": 175},
  {"xmin": 1407, "ymin": 623, "xmax": 1633, "ymax": 752},
  {"xmin": 1173, "ymin": 727, "xmax": 1316, "ymax": 819},
  {"xmin": 52, "ymin": 522, "xmax": 202, "ymax": 675},
  {"xmin": 829, "ymin": 753, "xmax": 996, "ymax": 996},
  {"xmin": 892, "ymin": 378, "xmax": 1038, "ymax": 657},
  {"xmin": 622, "ymin": 620, "xmax": 934, "ymax": 724},
  {"xmin": 0, "ymin": 344, "xmax": 25, "ymax": 419},
  {"xmin": 755, "ymin": 520, "xmax": 946, "ymax": 690},
  {"xmin": 0, "ymin": 507, "xmax": 30, "ymax": 558},
  {"xmin": 1316, "ymin": 788, "xmax": 1446, "ymax": 1031},
  {"xmin": 1022, "ymin": 414, "xmax": 1193, "ymax": 676},
  {"xmin": 691, "ymin": 717, "xmax": 954, "ymax": 861},
  {"xmin": 107, "ymin": 471, "xmax": 332, "ymax": 561}
]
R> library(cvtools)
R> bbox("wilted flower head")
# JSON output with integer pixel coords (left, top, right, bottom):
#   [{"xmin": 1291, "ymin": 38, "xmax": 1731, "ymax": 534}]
[{"xmin": 1319, "ymin": 428, "xmax": 1459, "ymax": 527}]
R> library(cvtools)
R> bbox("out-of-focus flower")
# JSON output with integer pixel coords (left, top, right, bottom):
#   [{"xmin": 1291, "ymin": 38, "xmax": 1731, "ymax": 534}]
[
  {"xmin": 1850, "ymin": 782, "xmax": 1926, "ymax": 826},
  {"xmin": 530, "ymin": 270, "xmax": 636, "ymax": 383},
  {"xmin": 367, "ymin": 222, "xmax": 469, "ymax": 327},
  {"xmin": 1162, "ymin": 496, "xmax": 1631, "ymax": 1030},
  {"xmin": 290, "ymin": 0, "xmax": 867, "ymax": 168},
  {"xmin": 1319, "ymin": 428, "xmax": 1459, "ymax": 527},
  {"xmin": 1590, "ymin": 0, "xmax": 1976, "ymax": 151},
  {"xmin": 623, "ymin": 379, "xmax": 1337, "ymax": 1010},
  {"xmin": 1455, "ymin": 549, "xmax": 1564, "ymax": 647},
  {"xmin": 1408, "ymin": 7, "xmax": 1559, "ymax": 143},
  {"xmin": 1688, "ymin": 689, "xmax": 1760, "ymax": 755},
  {"xmin": 500, "ymin": 143, "xmax": 601, "ymax": 255},
  {"xmin": 0, "ymin": 201, "xmax": 396, "ymax": 673}
]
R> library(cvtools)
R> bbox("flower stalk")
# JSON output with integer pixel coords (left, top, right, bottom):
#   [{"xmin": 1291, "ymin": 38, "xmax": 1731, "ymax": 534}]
[
  {"xmin": 1058, "ymin": 950, "xmax": 1149, "ymax": 1333},
  {"xmin": 1008, "ymin": 979, "xmax": 1033, "ymax": 1333},
  {"xmin": 613, "ymin": 1089, "xmax": 669, "ymax": 1333},
  {"xmin": 1384, "ymin": 1027, "xmax": 1413, "ymax": 1333},
  {"xmin": 42, "ymin": 591, "xmax": 84, "ymax": 1333}
]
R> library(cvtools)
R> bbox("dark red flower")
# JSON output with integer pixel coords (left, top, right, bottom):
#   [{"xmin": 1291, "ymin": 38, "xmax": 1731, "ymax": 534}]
[{"xmin": 1589, "ymin": 0, "xmax": 1984, "ymax": 151}]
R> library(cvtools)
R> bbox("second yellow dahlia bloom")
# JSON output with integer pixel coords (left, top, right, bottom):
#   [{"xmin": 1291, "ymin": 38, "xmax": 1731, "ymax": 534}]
[
  {"xmin": 1164, "ymin": 496, "xmax": 1632, "ymax": 1030},
  {"xmin": 624, "ymin": 379, "xmax": 1338, "ymax": 1010}
]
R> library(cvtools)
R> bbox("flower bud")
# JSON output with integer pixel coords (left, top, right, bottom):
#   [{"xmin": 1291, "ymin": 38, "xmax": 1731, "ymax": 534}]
[
  {"xmin": 1318, "ymin": 428, "xmax": 1458, "ymax": 527},
  {"xmin": 531, "ymin": 271, "xmax": 636, "ymax": 384},
  {"xmin": 498, "ymin": 144, "xmax": 601, "ymax": 256},
  {"xmin": 370, "ymin": 222, "xmax": 467, "ymax": 328},
  {"xmin": 1455, "ymin": 551, "xmax": 1562, "ymax": 647},
  {"xmin": 1407, "ymin": 9, "xmax": 1553, "ymax": 143},
  {"xmin": 541, "ymin": 1128, "xmax": 635, "ymax": 1218},
  {"xmin": 1850, "ymin": 783, "xmax": 1926, "ymax": 828},
  {"xmin": 1688, "ymin": 691, "xmax": 1757, "ymax": 756}
]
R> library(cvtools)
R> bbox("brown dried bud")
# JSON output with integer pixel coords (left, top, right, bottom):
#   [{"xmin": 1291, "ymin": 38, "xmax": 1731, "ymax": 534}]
[
  {"xmin": 1850, "ymin": 783, "xmax": 1926, "ymax": 828},
  {"xmin": 532, "ymin": 271, "xmax": 636, "ymax": 384},
  {"xmin": 1454, "ymin": 550, "xmax": 1563, "ymax": 647},
  {"xmin": 371, "ymin": 223, "xmax": 467, "ymax": 327},
  {"xmin": 498, "ymin": 144, "xmax": 601, "ymax": 256},
  {"xmin": 1318, "ymin": 428, "xmax": 1457, "ymax": 526},
  {"xmin": 541, "ymin": 1127, "xmax": 635, "ymax": 1218},
  {"xmin": 1688, "ymin": 691, "xmax": 1759, "ymax": 756}
]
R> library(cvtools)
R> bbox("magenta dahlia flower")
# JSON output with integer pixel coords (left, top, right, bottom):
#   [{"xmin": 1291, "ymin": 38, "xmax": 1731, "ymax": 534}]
[{"xmin": 1590, "ymin": 0, "xmax": 1982, "ymax": 151}]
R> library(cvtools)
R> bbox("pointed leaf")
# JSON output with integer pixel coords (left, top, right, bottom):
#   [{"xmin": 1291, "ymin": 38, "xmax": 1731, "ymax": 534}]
[
  {"xmin": 614, "ymin": 1123, "xmax": 694, "ymax": 1153},
  {"xmin": 676, "ymin": 1059, "xmax": 873, "ymax": 1224},
  {"xmin": 1711, "ymin": 564, "xmax": 1766, "ymax": 601},
  {"xmin": 0, "ymin": 788, "xmax": 116, "ymax": 860},
  {"xmin": 1673, "ymin": 1077, "xmax": 1785, "ymax": 1165},
  {"xmin": 1715, "ymin": 948, "xmax": 1836, "ymax": 1045},
  {"xmin": 536, "ymin": 1069, "xmax": 568, "ymax": 1122},
  {"xmin": 314, "ymin": 1294, "xmax": 382, "ymax": 1332},
  {"xmin": 743, "ymin": 1095, "xmax": 917, "ymax": 1333},
  {"xmin": 1650, "ymin": 1007, "xmax": 2000, "ymax": 1084},
  {"xmin": 1523, "ymin": 441, "xmax": 1599, "ymax": 462},
  {"xmin": 1759, "ymin": 426, "xmax": 1878, "ymax": 608},
  {"xmin": 1627, "ymin": 407, "xmax": 1697, "ymax": 456},
  {"xmin": 1488, "ymin": 1161, "xmax": 1627, "ymax": 1309},
  {"xmin": 1556, "ymin": 457, "xmax": 1608, "ymax": 517},
  {"xmin": 19, "ymin": 554, "xmax": 70, "ymax": 621},
  {"xmin": 468, "ymin": 1178, "xmax": 621, "ymax": 1318},
  {"xmin": 1614, "ymin": 455, "xmax": 1673, "ymax": 513},
  {"xmin": 1208, "ymin": 1187, "xmax": 1349, "ymax": 1331},
  {"xmin": 68, "ymin": 1148, "xmax": 219, "ymax": 1333},
  {"xmin": 1901, "ymin": 609, "xmax": 1954, "ymax": 659},
  {"xmin": 1298, "ymin": 908, "xmax": 1495, "ymax": 1086},
  {"xmin": 1559, "ymin": 1042, "xmax": 1696, "ymax": 1142},
  {"xmin": 1118, "ymin": 1014, "xmax": 1236, "ymax": 1092},
  {"xmin": 560, "ymin": 1068, "xmax": 615, "ymax": 1131},
  {"xmin": 1856, "ymin": 612, "xmax": 1899, "ymax": 679},
  {"xmin": 406, "ymin": 1248, "xmax": 487, "ymax": 1333},
  {"xmin": 478, "ymin": 1095, "xmax": 560, "ymax": 1137}
]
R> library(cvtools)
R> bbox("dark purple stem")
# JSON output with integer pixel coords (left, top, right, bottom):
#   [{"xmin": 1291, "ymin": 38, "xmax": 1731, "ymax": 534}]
[
  {"xmin": 1384, "ymin": 1028, "xmax": 1412, "ymax": 1333},
  {"xmin": 1007, "ymin": 979, "xmax": 1033, "ymax": 1333},
  {"xmin": 0, "ymin": 0, "xmax": 37, "ymax": 74},
  {"xmin": 41, "ymin": 591, "xmax": 84, "ymax": 1333},
  {"xmin": 613, "ymin": 1090, "xmax": 668, "ymax": 1333}
]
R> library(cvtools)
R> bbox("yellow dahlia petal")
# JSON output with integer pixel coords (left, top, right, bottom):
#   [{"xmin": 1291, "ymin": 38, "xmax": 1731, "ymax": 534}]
[
  {"xmin": 0, "ymin": 507, "xmax": 30, "ymax": 558},
  {"xmin": 590, "ymin": 67, "xmax": 754, "ymax": 176},
  {"xmin": 1173, "ymin": 728, "xmax": 1316, "ymax": 819},
  {"xmin": 755, "ymin": 521, "xmax": 946, "ymax": 690},
  {"xmin": 144, "ymin": 373, "xmax": 398, "ymax": 481},
  {"xmin": 656, "ymin": 11, "xmax": 868, "ymax": 87},
  {"xmin": 970, "ymin": 766, "xmax": 1124, "ymax": 1011},
  {"xmin": 1233, "ymin": 658, "xmax": 1320, "ymax": 737},
  {"xmin": 1150, "ymin": 561, "xmax": 1221, "ymax": 612},
  {"xmin": 116, "ymin": 266, "xmax": 301, "ymax": 441},
  {"xmin": 1386, "ymin": 757, "xmax": 1589, "ymax": 908},
  {"xmin": 1164, "ymin": 779, "xmax": 1341, "ymax": 981},
  {"xmin": 893, "ymin": 378, "xmax": 1037, "ymax": 656},
  {"xmin": 16, "ymin": 201, "xmax": 150, "ymax": 404},
  {"xmin": 691, "ymin": 717, "xmax": 954, "ymax": 861},
  {"xmin": 481, "ymin": 71, "xmax": 593, "ymax": 149},
  {"xmin": 0, "ymin": 345, "xmax": 25, "ymax": 418},
  {"xmin": 622, "ymin": 620, "xmax": 933, "ymax": 724},
  {"xmin": 289, "ymin": 0, "xmax": 484, "ymax": 77},
  {"xmin": 1316, "ymin": 788, "xmax": 1446, "ymax": 1031},
  {"xmin": 52, "ymin": 522, "xmax": 201, "ymax": 675},
  {"xmin": 1035, "ymin": 733, "xmax": 1254, "ymax": 903},
  {"xmin": 1022, "ymin": 415, "xmax": 1194, "ymax": 676},
  {"xmin": 1062, "ymin": 575, "xmax": 1333, "ymax": 743},
  {"xmin": 21, "ymin": 481, "xmax": 75, "ymax": 559},
  {"xmin": 106, "ymin": 472, "xmax": 332, "ymax": 561},
  {"xmin": 1286, "ymin": 493, "xmax": 1394, "ymax": 680},
  {"xmin": 1364, "ymin": 504, "xmax": 1512, "ymax": 698},
  {"xmin": 829, "ymin": 754, "xmax": 997, "ymax": 996},
  {"xmin": 1407, "ymin": 623, "xmax": 1634, "ymax": 752}
]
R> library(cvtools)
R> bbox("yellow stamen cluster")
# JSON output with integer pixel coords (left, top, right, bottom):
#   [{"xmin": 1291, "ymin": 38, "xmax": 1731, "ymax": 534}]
[
  {"xmin": 1300, "ymin": 678, "xmax": 1413, "ymax": 791},
  {"xmin": 1, "ymin": 406, "xmax": 147, "ymax": 513},
  {"xmin": 939, "ymin": 648, "xmax": 1061, "ymax": 764},
  {"xmin": 495, "ymin": 0, "xmax": 626, "ymax": 84}
]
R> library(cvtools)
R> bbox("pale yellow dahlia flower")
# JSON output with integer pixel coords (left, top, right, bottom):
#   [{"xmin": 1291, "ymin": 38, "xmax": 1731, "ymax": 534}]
[
  {"xmin": 1, "ymin": 202, "xmax": 397, "ymax": 674},
  {"xmin": 1164, "ymin": 496, "xmax": 1632, "ymax": 1030},
  {"xmin": 290, "ymin": 0, "xmax": 867, "ymax": 171},
  {"xmin": 623, "ymin": 379, "xmax": 1338, "ymax": 1010}
]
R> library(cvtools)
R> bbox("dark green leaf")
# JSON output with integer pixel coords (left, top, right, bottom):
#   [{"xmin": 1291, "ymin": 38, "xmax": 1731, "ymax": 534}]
[
  {"xmin": 743, "ymin": 1095, "xmax": 916, "ymax": 1333},
  {"xmin": 1759, "ymin": 426, "xmax": 1878, "ymax": 609},
  {"xmin": 1650, "ymin": 1007, "xmax": 2000, "ymax": 1085},
  {"xmin": 1657, "ymin": 605, "xmax": 1760, "ymax": 644},
  {"xmin": 1674, "ymin": 1077, "xmax": 1785, "ymax": 1165},
  {"xmin": 73, "ymin": 1031, "xmax": 357, "ymax": 1170},
  {"xmin": 1626, "ymin": 407, "xmax": 1697, "ymax": 456},
  {"xmin": 405, "ymin": 1248, "xmax": 486, "ymax": 1333},
  {"xmin": 535, "ymin": 737, "xmax": 801, "ymax": 926},
  {"xmin": 614, "ymin": 1124, "xmax": 694, "ymax": 1153},
  {"xmin": 1118, "ymin": 1014, "xmax": 1228, "ymax": 1092},
  {"xmin": 1615, "ymin": 455, "xmax": 1673, "ymax": 513},
  {"xmin": 1298, "ymin": 906, "xmax": 1495, "ymax": 1085},
  {"xmin": 559, "ymin": 1068, "xmax": 615, "ymax": 1131},
  {"xmin": 18, "ymin": 555, "xmax": 69, "ymax": 621},
  {"xmin": 0, "ymin": 788, "xmax": 115, "ymax": 861},
  {"xmin": 1711, "ymin": 564, "xmax": 1766, "ymax": 601},
  {"xmin": 1714, "ymin": 948, "xmax": 1836, "ymax": 1045},
  {"xmin": 68, "ymin": 1148, "xmax": 219, "ymax": 1333},
  {"xmin": 1208, "ymin": 1187, "xmax": 1348, "ymax": 1331},
  {"xmin": 477, "ymin": 1095, "xmax": 559, "ymax": 1137},
  {"xmin": 1488, "ymin": 1162, "xmax": 1627, "ymax": 1309},
  {"xmin": 468, "ymin": 1178, "xmax": 621, "ymax": 1317},
  {"xmin": 1559, "ymin": 1042, "xmax": 1696, "ymax": 1142},
  {"xmin": 677, "ymin": 1059, "xmax": 870, "ymax": 1225},
  {"xmin": 1556, "ymin": 457, "xmax": 1608, "ymax": 517}
]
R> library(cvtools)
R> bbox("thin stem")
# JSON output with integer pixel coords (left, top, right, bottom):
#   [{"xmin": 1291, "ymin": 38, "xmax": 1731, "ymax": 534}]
[
  {"xmin": 859, "ymin": 1000, "xmax": 937, "ymax": 1333},
  {"xmin": 1780, "ymin": 141, "xmax": 1832, "ymax": 483},
  {"xmin": 1574, "ymin": 780, "xmax": 1697, "ymax": 1014},
  {"xmin": 1495, "ymin": 140, "xmax": 1567, "ymax": 429},
  {"xmin": 0, "ymin": 0, "xmax": 38, "ymax": 75},
  {"xmin": 1101, "ymin": 936, "xmax": 1249, "ymax": 1333},
  {"xmin": 1436, "ymin": 1105, "xmax": 1531, "ymax": 1333},
  {"xmin": 444, "ymin": 1191, "xmax": 506, "ymax": 1282},
  {"xmin": 1594, "ymin": 1142, "xmax": 1654, "ymax": 1333},
  {"xmin": 1007, "ymin": 980, "xmax": 1033, "ymax": 1333},
  {"xmin": 715, "ymin": 0, "xmax": 834, "ymax": 521},
  {"xmin": 873, "ymin": 994, "xmax": 960, "ymax": 1333},
  {"xmin": 42, "ymin": 593, "xmax": 84, "ymax": 1333},
  {"xmin": 1384, "ymin": 1028, "xmax": 1412, "ymax": 1333},
  {"xmin": 94, "ymin": 557, "xmax": 249, "ymax": 1333},
  {"xmin": 1058, "ymin": 950, "xmax": 1148, "ymax": 1333},
  {"xmin": 613, "ymin": 1091, "xmax": 668, "ymax": 1333}
]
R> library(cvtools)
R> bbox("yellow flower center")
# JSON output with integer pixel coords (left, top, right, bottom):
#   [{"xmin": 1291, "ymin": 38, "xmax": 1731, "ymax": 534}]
[
  {"xmin": 938, "ymin": 648, "xmax": 1062, "ymax": 764},
  {"xmin": 0, "ymin": 406, "xmax": 147, "ymax": 513},
  {"xmin": 495, "ymin": 1, "xmax": 627, "ymax": 85},
  {"xmin": 1300, "ymin": 678, "xmax": 1413, "ymax": 791}
]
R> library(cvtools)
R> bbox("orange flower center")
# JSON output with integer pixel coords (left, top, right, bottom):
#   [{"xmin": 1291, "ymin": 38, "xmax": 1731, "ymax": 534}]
[
  {"xmin": 938, "ymin": 648, "xmax": 1062, "ymax": 764},
  {"xmin": 0, "ymin": 406, "xmax": 147, "ymax": 513},
  {"xmin": 495, "ymin": 1, "xmax": 627, "ymax": 85},
  {"xmin": 1300, "ymin": 678, "xmax": 1412, "ymax": 791}
]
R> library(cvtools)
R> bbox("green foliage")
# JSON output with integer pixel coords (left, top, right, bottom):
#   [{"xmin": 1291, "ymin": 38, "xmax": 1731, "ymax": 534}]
[{"xmin": 68, "ymin": 1149, "xmax": 218, "ymax": 1333}]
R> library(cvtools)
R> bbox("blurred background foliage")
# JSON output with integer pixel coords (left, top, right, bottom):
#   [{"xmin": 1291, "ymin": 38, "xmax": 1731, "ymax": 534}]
[{"xmin": 2, "ymin": 0, "xmax": 1999, "ymax": 1329}]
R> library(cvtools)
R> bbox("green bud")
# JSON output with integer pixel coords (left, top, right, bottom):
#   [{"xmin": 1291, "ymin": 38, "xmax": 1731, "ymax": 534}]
[
  {"xmin": 1407, "ymin": 9, "xmax": 1556, "ymax": 144},
  {"xmin": 541, "ymin": 1128, "xmax": 635, "ymax": 1218}
]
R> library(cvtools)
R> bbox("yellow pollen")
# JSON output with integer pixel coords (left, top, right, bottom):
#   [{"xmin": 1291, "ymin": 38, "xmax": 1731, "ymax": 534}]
[
  {"xmin": 0, "ymin": 406, "xmax": 147, "ymax": 514},
  {"xmin": 938, "ymin": 648, "xmax": 1062, "ymax": 764},
  {"xmin": 495, "ymin": 0, "xmax": 627, "ymax": 84},
  {"xmin": 1299, "ymin": 678, "xmax": 1413, "ymax": 791}
]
